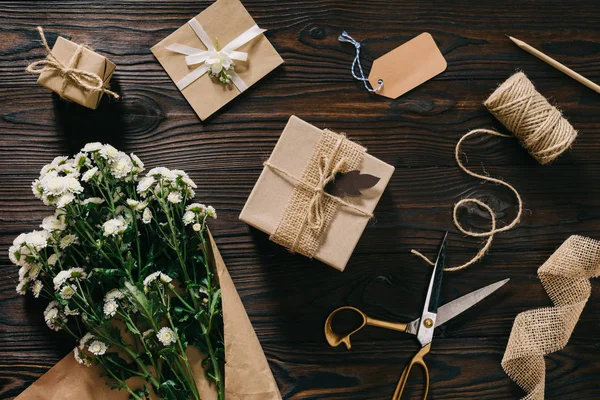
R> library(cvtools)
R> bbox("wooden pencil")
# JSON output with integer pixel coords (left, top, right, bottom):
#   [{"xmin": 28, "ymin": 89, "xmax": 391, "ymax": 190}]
[{"xmin": 507, "ymin": 35, "xmax": 600, "ymax": 94}]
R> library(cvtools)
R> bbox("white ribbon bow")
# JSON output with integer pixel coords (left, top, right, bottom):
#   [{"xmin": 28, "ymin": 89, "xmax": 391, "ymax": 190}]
[{"xmin": 166, "ymin": 18, "xmax": 266, "ymax": 92}]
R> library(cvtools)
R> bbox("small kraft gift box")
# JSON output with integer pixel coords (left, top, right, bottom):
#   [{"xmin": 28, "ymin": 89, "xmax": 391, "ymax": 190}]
[
  {"xmin": 240, "ymin": 116, "xmax": 395, "ymax": 271},
  {"xmin": 28, "ymin": 27, "xmax": 118, "ymax": 110},
  {"xmin": 151, "ymin": 0, "xmax": 284, "ymax": 121}
]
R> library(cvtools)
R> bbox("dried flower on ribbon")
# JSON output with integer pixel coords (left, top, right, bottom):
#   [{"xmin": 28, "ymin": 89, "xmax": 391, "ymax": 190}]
[
  {"xmin": 11, "ymin": 144, "xmax": 281, "ymax": 400},
  {"xmin": 26, "ymin": 27, "xmax": 118, "ymax": 109},
  {"xmin": 151, "ymin": 0, "xmax": 284, "ymax": 121},
  {"xmin": 240, "ymin": 116, "xmax": 395, "ymax": 271}
]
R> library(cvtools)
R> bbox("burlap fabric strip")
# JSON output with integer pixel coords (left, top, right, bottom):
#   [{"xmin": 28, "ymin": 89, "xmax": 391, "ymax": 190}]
[
  {"xmin": 26, "ymin": 26, "xmax": 119, "ymax": 100},
  {"xmin": 264, "ymin": 129, "xmax": 372, "ymax": 258},
  {"xmin": 502, "ymin": 235, "xmax": 600, "ymax": 399}
]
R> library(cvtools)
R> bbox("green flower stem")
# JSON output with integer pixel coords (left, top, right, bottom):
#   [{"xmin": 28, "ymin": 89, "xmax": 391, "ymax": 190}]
[{"xmin": 103, "ymin": 361, "xmax": 144, "ymax": 400}]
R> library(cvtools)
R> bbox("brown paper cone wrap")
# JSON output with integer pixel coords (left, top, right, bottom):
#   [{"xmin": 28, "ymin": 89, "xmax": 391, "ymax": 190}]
[
  {"xmin": 151, "ymin": 0, "xmax": 283, "ymax": 121},
  {"xmin": 502, "ymin": 235, "xmax": 600, "ymax": 400},
  {"xmin": 240, "ymin": 116, "xmax": 395, "ymax": 271},
  {"xmin": 16, "ymin": 231, "xmax": 281, "ymax": 400},
  {"xmin": 35, "ymin": 36, "xmax": 116, "ymax": 110}
]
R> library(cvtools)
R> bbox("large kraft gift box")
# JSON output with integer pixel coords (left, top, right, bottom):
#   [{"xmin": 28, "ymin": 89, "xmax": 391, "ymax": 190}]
[
  {"xmin": 36, "ymin": 36, "xmax": 116, "ymax": 110},
  {"xmin": 16, "ymin": 232, "xmax": 281, "ymax": 400},
  {"xmin": 240, "ymin": 116, "xmax": 395, "ymax": 271},
  {"xmin": 151, "ymin": 0, "xmax": 284, "ymax": 121}
]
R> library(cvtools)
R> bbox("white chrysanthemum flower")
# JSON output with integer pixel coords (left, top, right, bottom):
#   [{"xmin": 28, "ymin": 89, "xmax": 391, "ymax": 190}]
[
  {"xmin": 28, "ymin": 264, "xmax": 42, "ymax": 280},
  {"xmin": 31, "ymin": 179, "xmax": 44, "ymax": 199},
  {"xmin": 53, "ymin": 268, "xmax": 87, "ymax": 290},
  {"xmin": 206, "ymin": 206, "xmax": 217, "ymax": 219},
  {"xmin": 73, "ymin": 347, "xmax": 91, "ymax": 366},
  {"xmin": 143, "ymin": 271, "xmax": 172, "ymax": 292},
  {"xmin": 99, "ymin": 144, "xmax": 120, "ymax": 161},
  {"xmin": 182, "ymin": 210, "xmax": 196, "ymax": 225},
  {"xmin": 126, "ymin": 199, "xmax": 140, "ymax": 207},
  {"xmin": 148, "ymin": 167, "xmax": 173, "ymax": 179},
  {"xmin": 41, "ymin": 172, "xmax": 69, "ymax": 195},
  {"xmin": 103, "ymin": 299, "xmax": 118, "ymax": 318},
  {"xmin": 43, "ymin": 300, "xmax": 65, "ymax": 331},
  {"xmin": 66, "ymin": 177, "xmax": 84, "ymax": 193},
  {"xmin": 186, "ymin": 203, "xmax": 207, "ymax": 214},
  {"xmin": 81, "ymin": 167, "xmax": 98, "ymax": 182},
  {"xmin": 142, "ymin": 208, "xmax": 152, "ymax": 224},
  {"xmin": 130, "ymin": 153, "xmax": 144, "ymax": 172},
  {"xmin": 137, "ymin": 176, "xmax": 155, "ymax": 195},
  {"xmin": 41, "ymin": 214, "xmax": 66, "ymax": 231},
  {"xmin": 18, "ymin": 265, "xmax": 31, "ymax": 281},
  {"xmin": 60, "ymin": 284, "xmax": 77, "ymax": 300},
  {"xmin": 73, "ymin": 152, "xmax": 90, "ymax": 168},
  {"xmin": 82, "ymin": 197, "xmax": 104, "ymax": 205},
  {"xmin": 142, "ymin": 329, "xmax": 153, "ymax": 339},
  {"xmin": 60, "ymin": 234, "xmax": 78, "ymax": 249},
  {"xmin": 16, "ymin": 279, "xmax": 28, "ymax": 295},
  {"xmin": 32, "ymin": 280, "xmax": 43, "ymax": 298},
  {"xmin": 193, "ymin": 223, "xmax": 201, "ymax": 232},
  {"xmin": 105, "ymin": 288, "xmax": 125, "ymax": 301},
  {"xmin": 8, "ymin": 245, "xmax": 19, "ymax": 266},
  {"xmin": 102, "ymin": 217, "xmax": 128, "ymax": 237},
  {"xmin": 25, "ymin": 230, "xmax": 50, "ymax": 251},
  {"xmin": 13, "ymin": 233, "xmax": 27, "ymax": 247},
  {"xmin": 111, "ymin": 155, "xmax": 133, "ymax": 178},
  {"xmin": 47, "ymin": 253, "xmax": 58, "ymax": 266},
  {"xmin": 79, "ymin": 332, "xmax": 95, "ymax": 349},
  {"xmin": 156, "ymin": 327, "xmax": 177, "ymax": 346},
  {"xmin": 88, "ymin": 340, "xmax": 108, "ymax": 356},
  {"xmin": 167, "ymin": 192, "xmax": 182, "ymax": 204},
  {"xmin": 56, "ymin": 193, "xmax": 76, "ymax": 208},
  {"xmin": 82, "ymin": 142, "xmax": 103, "ymax": 152}
]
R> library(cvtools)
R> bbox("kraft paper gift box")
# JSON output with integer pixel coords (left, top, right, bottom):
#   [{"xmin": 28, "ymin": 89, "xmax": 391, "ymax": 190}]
[
  {"xmin": 16, "ymin": 232, "xmax": 282, "ymax": 400},
  {"xmin": 35, "ymin": 36, "xmax": 117, "ymax": 110},
  {"xmin": 240, "ymin": 116, "xmax": 395, "ymax": 271},
  {"xmin": 151, "ymin": 0, "xmax": 284, "ymax": 121}
]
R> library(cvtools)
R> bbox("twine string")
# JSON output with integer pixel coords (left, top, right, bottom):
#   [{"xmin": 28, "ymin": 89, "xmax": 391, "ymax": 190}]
[
  {"xmin": 26, "ymin": 26, "xmax": 119, "ymax": 99},
  {"xmin": 338, "ymin": 31, "xmax": 383, "ymax": 93},
  {"xmin": 411, "ymin": 129, "xmax": 523, "ymax": 272}
]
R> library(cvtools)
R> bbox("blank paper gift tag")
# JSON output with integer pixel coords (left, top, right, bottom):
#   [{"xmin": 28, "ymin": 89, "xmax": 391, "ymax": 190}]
[{"xmin": 368, "ymin": 33, "xmax": 447, "ymax": 99}]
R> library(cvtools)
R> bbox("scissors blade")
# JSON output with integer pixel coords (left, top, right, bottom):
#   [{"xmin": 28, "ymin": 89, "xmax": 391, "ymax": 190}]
[
  {"xmin": 406, "ymin": 278, "xmax": 510, "ymax": 335},
  {"xmin": 416, "ymin": 232, "xmax": 447, "ymax": 346}
]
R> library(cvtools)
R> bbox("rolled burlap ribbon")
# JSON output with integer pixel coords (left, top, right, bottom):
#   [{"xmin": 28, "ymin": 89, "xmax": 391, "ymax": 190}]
[
  {"xmin": 502, "ymin": 235, "xmax": 600, "ymax": 399},
  {"xmin": 26, "ymin": 27, "xmax": 119, "ymax": 100},
  {"xmin": 264, "ymin": 129, "xmax": 373, "ymax": 258}
]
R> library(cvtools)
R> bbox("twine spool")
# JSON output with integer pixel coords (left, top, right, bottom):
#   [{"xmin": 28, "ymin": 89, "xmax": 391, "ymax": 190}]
[{"xmin": 484, "ymin": 72, "xmax": 577, "ymax": 164}]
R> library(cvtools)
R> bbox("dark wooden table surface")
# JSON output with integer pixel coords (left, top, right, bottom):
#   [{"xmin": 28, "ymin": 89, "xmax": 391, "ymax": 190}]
[{"xmin": 1, "ymin": 1, "xmax": 599, "ymax": 399}]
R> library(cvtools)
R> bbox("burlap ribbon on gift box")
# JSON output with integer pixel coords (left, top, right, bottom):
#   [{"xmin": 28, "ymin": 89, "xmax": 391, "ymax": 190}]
[
  {"xmin": 263, "ymin": 129, "xmax": 373, "ymax": 258},
  {"xmin": 502, "ymin": 235, "xmax": 600, "ymax": 399}
]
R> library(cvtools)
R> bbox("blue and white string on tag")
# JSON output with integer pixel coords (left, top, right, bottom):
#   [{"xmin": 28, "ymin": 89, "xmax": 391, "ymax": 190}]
[{"xmin": 338, "ymin": 31, "xmax": 383, "ymax": 93}]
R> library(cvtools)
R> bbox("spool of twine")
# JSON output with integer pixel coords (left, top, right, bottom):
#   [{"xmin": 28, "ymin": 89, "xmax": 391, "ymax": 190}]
[{"xmin": 484, "ymin": 71, "xmax": 577, "ymax": 165}]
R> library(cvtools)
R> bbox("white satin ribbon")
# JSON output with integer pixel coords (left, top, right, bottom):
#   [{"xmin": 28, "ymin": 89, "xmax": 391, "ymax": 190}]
[{"xmin": 166, "ymin": 18, "xmax": 266, "ymax": 92}]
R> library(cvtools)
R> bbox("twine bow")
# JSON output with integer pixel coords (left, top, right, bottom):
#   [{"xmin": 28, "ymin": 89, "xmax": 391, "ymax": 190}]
[
  {"xmin": 26, "ymin": 27, "xmax": 119, "ymax": 100},
  {"xmin": 306, "ymin": 154, "xmax": 347, "ymax": 230},
  {"xmin": 166, "ymin": 18, "xmax": 265, "ymax": 92}
]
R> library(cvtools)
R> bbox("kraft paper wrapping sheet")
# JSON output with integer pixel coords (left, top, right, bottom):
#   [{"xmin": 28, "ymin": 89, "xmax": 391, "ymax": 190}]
[
  {"xmin": 239, "ymin": 116, "xmax": 395, "ymax": 271},
  {"xmin": 16, "ymin": 231, "xmax": 281, "ymax": 400},
  {"xmin": 37, "ymin": 36, "xmax": 116, "ymax": 110},
  {"xmin": 151, "ymin": 0, "xmax": 284, "ymax": 121}
]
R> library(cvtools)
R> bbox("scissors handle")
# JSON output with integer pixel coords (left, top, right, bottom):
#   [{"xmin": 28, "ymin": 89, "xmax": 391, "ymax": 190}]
[
  {"xmin": 325, "ymin": 306, "xmax": 409, "ymax": 350},
  {"xmin": 392, "ymin": 343, "xmax": 431, "ymax": 400}
]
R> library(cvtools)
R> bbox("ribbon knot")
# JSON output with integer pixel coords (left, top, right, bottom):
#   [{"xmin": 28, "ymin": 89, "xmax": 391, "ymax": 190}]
[
  {"xmin": 166, "ymin": 18, "xmax": 266, "ymax": 91},
  {"xmin": 26, "ymin": 27, "xmax": 119, "ymax": 100},
  {"xmin": 306, "ymin": 155, "xmax": 347, "ymax": 230}
]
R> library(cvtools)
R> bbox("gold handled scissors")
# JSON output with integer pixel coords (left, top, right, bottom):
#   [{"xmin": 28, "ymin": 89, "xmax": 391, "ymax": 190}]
[{"xmin": 325, "ymin": 233, "xmax": 509, "ymax": 399}]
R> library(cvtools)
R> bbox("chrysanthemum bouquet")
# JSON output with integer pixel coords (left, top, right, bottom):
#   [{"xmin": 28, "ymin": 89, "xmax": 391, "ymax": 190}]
[{"xmin": 9, "ymin": 143, "xmax": 225, "ymax": 400}]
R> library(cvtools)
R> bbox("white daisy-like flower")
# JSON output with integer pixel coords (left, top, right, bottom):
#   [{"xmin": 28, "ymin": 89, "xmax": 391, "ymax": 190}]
[
  {"xmin": 65, "ymin": 177, "xmax": 84, "ymax": 194},
  {"xmin": 53, "ymin": 268, "xmax": 87, "ymax": 290},
  {"xmin": 206, "ymin": 206, "xmax": 217, "ymax": 219},
  {"xmin": 156, "ymin": 327, "xmax": 177, "ymax": 346},
  {"xmin": 32, "ymin": 280, "xmax": 43, "ymax": 298},
  {"xmin": 82, "ymin": 197, "xmax": 104, "ymax": 205},
  {"xmin": 193, "ymin": 223, "xmax": 201, "ymax": 232},
  {"xmin": 47, "ymin": 253, "xmax": 58, "ymax": 266},
  {"xmin": 8, "ymin": 245, "xmax": 19, "ymax": 266},
  {"xmin": 25, "ymin": 230, "xmax": 50, "ymax": 251},
  {"xmin": 143, "ymin": 271, "xmax": 172, "ymax": 292},
  {"xmin": 126, "ymin": 199, "xmax": 139, "ymax": 207},
  {"xmin": 102, "ymin": 217, "xmax": 128, "ymax": 237},
  {"xmin": 28, "ymin": 264, "xmax": 42, "ymax": 280},
  {"xmin": 81, "ymin": 167, "xmax": 98, "ymax": 182},
  {"xmin": 60, "ymin": 284, "xmax": 77, "ymax": 300},
  {"xmin": 73, "ymin": 347, "xmax": 91, "ymax": 366},
  {"xmin": 88, "ymin": 340, "xmax": 108, "ymax": 356},
  {"xmin": 41, "ymin": 172, "xmax": 69, "ymax": 196},
  {"xmin": 148, "ymin": 167, "xmax": 173, "ymax": 179},
  {"xmin": 79, "ymin": 332, "xmax": 95, "ymax": 349},
  {"xmin": 73, "ymin": 152, "xmax": 90, "ymax": 168},
  {"xmin": 18, "ymin": 265, "xmax": 31, "ymax": 281},
  {"xmin": 182, "ymin": 210, "xmax": 196, "ymax": 225},
  {"xmin": 82, "ymin": 142, "xmax": 103, "ymax": 152},
  {"xmin": 56, "ymin": 193, "xmax": 76, "ymax": 208},
  {"xmin": 31, "ymin": 179, "xmax": 44, "ymax": 199},
  {"xmin": 103, "ymin": 299, "xmax": 118, "ymax": 318},
  {"xmin": 41, "ymin": 214, "xmax": 66, "ymax": 231},
  {"xmin": 16, "ymin": 279, "xmax": 28, "ymax": 295},
  {"xmin": 186, "ymin": 203, "xmax": 207, "ymax": 214},
  {"xmin": 137, "ymin": 176, "xmax": 155, "ymax": 195},
  {"xmin": 142, "ymin": 208, "xmax": 152, "ymax": 224},
  {"xmin": 60, "ymin": 234, "xmax": 79, "ymax": 249},
  {"xmin": 130, "ymin": 153, "xmax": 144, "ymax": 172},
  {"xmin": 167, "ymin": 192, "xmax": 182, "ymax": 204},
  {"xmin": 111, "ymin": 154, "xmax": 133, "ymax": 178},
  {"xmin": 99, "ymin": 144, "xmax": 120, "ymax": 161},
  {"xmin": 105, "ymin": 288, "xmax": 125, "ymax": 301},
  {"xmin": 205, "ymin": 49, "xmax": 233, "ymax": 75}
]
